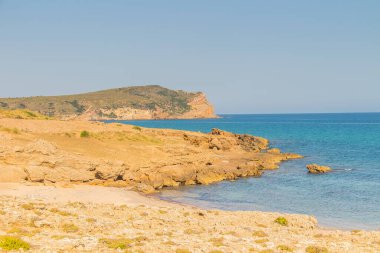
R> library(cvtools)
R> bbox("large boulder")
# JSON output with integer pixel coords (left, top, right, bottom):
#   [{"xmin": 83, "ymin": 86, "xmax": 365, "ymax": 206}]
[{"xmin": 307, "ymin": 164, "xmax": 332, "ymax": 174}]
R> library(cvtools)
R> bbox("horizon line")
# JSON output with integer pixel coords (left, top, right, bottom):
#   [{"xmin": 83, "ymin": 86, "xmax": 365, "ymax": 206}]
[{"xmin": 216, "ymin": 111, "xmax": 380, "ymax": 115}]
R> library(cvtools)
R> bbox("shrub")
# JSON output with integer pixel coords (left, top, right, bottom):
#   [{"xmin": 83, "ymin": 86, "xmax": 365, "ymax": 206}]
[
  {"xmin": 274, "ymin": 216, "xmax": 288, "ymax": 226},
  {"xmin": 80, "ymin": 130, "xmax": 90, "ymax": 138},
  {"xmin": 25, "ymin": 111, "xmax": 37, "ymax": 117},
  {"xmin": 133, "ymin": 126, "xmax": 142, "ymax": 131},
  {"xmin": 305, "ymin": 246, "xmax": 328, "ymax": 253},
  {"xmin": 86, "ymin": 218, "xmax": 96, "ymax": 223},
  {"xmin": 277, "ymin": 245, "xmax": 293, "ymax": 252},
  {"xmin": 100, "ymin": 238, "xmax": 133, "ymax": 249},
  {"xmin": 0, "ymin": 236, "xmax": 30, "ymax": 251},
  {"xmin": 21, "ymin": 203, "xmax": 34, "ymax": 210},
  {"xmin": 62, "ymin": 223, "xmax": 79, "ymax": 233}
]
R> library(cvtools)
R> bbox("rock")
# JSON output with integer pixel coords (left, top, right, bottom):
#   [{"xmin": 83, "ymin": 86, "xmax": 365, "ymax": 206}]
[
  {"xmin": 267, "ymin": 148, "xmax": 281, "ymax": 154},
  {"xmin": 196, "ymin": 171, "xmax": 226, "ymax": 185},
  {"xmin": 136, "ymin": 183, "xmax": 156, "ymax": 194},
  {"xmin": 209, "ymin": 138, "xmax": 223, "ymax": 150},
  {"xmin": 307, "ymin": 164, "xmax": 332, "ymax": 174},
  {"xmin": 94, "ymin": 161, "xmax": 127, "ymax": 181},
  {"xmin": 237, "ymin": 163, "xmax": 263, "ymax": 177},
  {"xmin": 148, "ymin": 173, "xmax": 165, "ymax": 189}
]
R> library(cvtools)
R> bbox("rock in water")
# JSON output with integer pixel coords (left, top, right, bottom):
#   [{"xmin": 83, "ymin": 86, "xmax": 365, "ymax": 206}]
[{"xmin": 306, "ymin": 164, "xmax": 332, "ymax": 174}]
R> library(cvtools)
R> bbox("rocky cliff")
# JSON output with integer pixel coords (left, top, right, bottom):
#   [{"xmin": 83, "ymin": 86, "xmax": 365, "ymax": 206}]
[{"xmin": 0, "ymin": 85, "xmax": 217, "ymax": 120}]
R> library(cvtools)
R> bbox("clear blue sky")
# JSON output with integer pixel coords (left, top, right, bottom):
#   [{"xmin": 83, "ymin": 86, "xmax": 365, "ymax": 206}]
[{"xmin": 0, "ymin": 0, "xmax": 379, "ymax": 114}]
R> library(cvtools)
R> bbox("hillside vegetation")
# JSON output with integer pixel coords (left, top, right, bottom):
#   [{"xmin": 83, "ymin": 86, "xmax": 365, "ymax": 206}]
[
  {"xmin": 0, "ymin": 109, "xmax": 50, "ymax": 120},
  {"xmin": 0, "ymin": 85, "xmax": 216, "ymax": 120}
]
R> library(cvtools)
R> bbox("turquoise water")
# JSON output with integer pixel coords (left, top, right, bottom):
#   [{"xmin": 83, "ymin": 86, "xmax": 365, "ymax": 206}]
[{"xmin": 106, "ymin": 113, "xmax": 380, "ymax": 230}]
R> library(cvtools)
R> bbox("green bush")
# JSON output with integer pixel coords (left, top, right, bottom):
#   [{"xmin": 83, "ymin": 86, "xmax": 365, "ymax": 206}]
[
  {"xmin": 80, "ymin": 130, "xmax": 90, "ymax": 138},
  {"xmin": 0, "ymin": 236, "xmax": 30, "ymax": 251},
  {"xmin": 274, "ymin": 216, "xmax": 288, "ymax": 226}
]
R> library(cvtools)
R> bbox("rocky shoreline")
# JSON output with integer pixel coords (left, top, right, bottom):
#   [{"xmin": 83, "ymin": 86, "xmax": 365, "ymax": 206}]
[
  {"xmin": 0, "ymin": 118, "xmax": 302, "ymax": 193},
  {"xmin": 1, "ymin": 118, "xmax": 380, "ymax": 252}
]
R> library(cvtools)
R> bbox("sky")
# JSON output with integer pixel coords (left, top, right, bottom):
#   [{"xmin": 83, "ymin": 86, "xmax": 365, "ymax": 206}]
[{"xmin": 0, "ymin": 0, "xmax": 379, "ymax": 114}]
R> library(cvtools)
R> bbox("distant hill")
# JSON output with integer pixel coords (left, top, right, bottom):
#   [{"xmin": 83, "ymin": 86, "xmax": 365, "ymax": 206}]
[{"xmin": 0, "ymin": 85, "xmax": 217, "ymax": 120}]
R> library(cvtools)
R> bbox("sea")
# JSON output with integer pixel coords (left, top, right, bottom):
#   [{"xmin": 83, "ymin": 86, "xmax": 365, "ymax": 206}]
[{"xmin": 105, "ymin": 113, "xmax": 380, "ymax": 230}]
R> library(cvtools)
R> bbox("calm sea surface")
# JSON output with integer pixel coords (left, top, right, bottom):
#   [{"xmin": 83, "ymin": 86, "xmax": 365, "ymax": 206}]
[{"xmin": 106, "ymin": 113, "xmax": 380, "ymax": 230}]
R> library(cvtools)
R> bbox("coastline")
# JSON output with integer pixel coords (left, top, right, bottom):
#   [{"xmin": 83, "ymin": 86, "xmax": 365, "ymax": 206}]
[{"xmin": 1, "ymin": 118, "xmax": 380, "ymax": 251}]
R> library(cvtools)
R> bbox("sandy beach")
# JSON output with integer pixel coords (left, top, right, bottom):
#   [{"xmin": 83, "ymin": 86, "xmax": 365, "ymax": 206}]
[{"xmin": 0, "ymin": 183, "xmax": 379, "ymax": 252}]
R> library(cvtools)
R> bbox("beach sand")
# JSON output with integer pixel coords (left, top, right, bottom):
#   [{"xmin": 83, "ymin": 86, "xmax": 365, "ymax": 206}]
[{"xmin": 0, "ymin": 183, "xmax": 379, "ymax": 252}]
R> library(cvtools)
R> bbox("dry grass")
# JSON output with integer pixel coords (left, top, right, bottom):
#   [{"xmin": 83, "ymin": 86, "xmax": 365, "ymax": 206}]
[
  {"xmin": 21, "ymin": 203, "xmax": 35, "ymax": 210},
  {"xmin": 0, "ymin": 109, "xmax": 49, "ymax": 120},
  {"xmin": 100, "ymin": 238, "xmax": 134, "ymax": 250},
  {"xmin": 50, "ymin": 208, "xmax": 72, "ymax": 216},
  {"xmin": 0, "ymin": 125, "xmax": 20, "ymax": 134}
]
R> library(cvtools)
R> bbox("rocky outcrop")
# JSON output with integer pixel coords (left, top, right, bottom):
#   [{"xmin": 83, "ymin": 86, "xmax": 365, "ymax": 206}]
[
  {"xmin": 307, "ymin": 164, "xmax": 332, "ymax": 174},
  {"xmin": 0, "ymin": 119, "xmax": 303, "ymax": 192}
]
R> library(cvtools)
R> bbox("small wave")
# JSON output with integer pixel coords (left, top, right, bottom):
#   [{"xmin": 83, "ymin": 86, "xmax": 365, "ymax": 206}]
[{"xmin": 332, "ymin": 168, "xmax": 353, "ymax": 172}]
